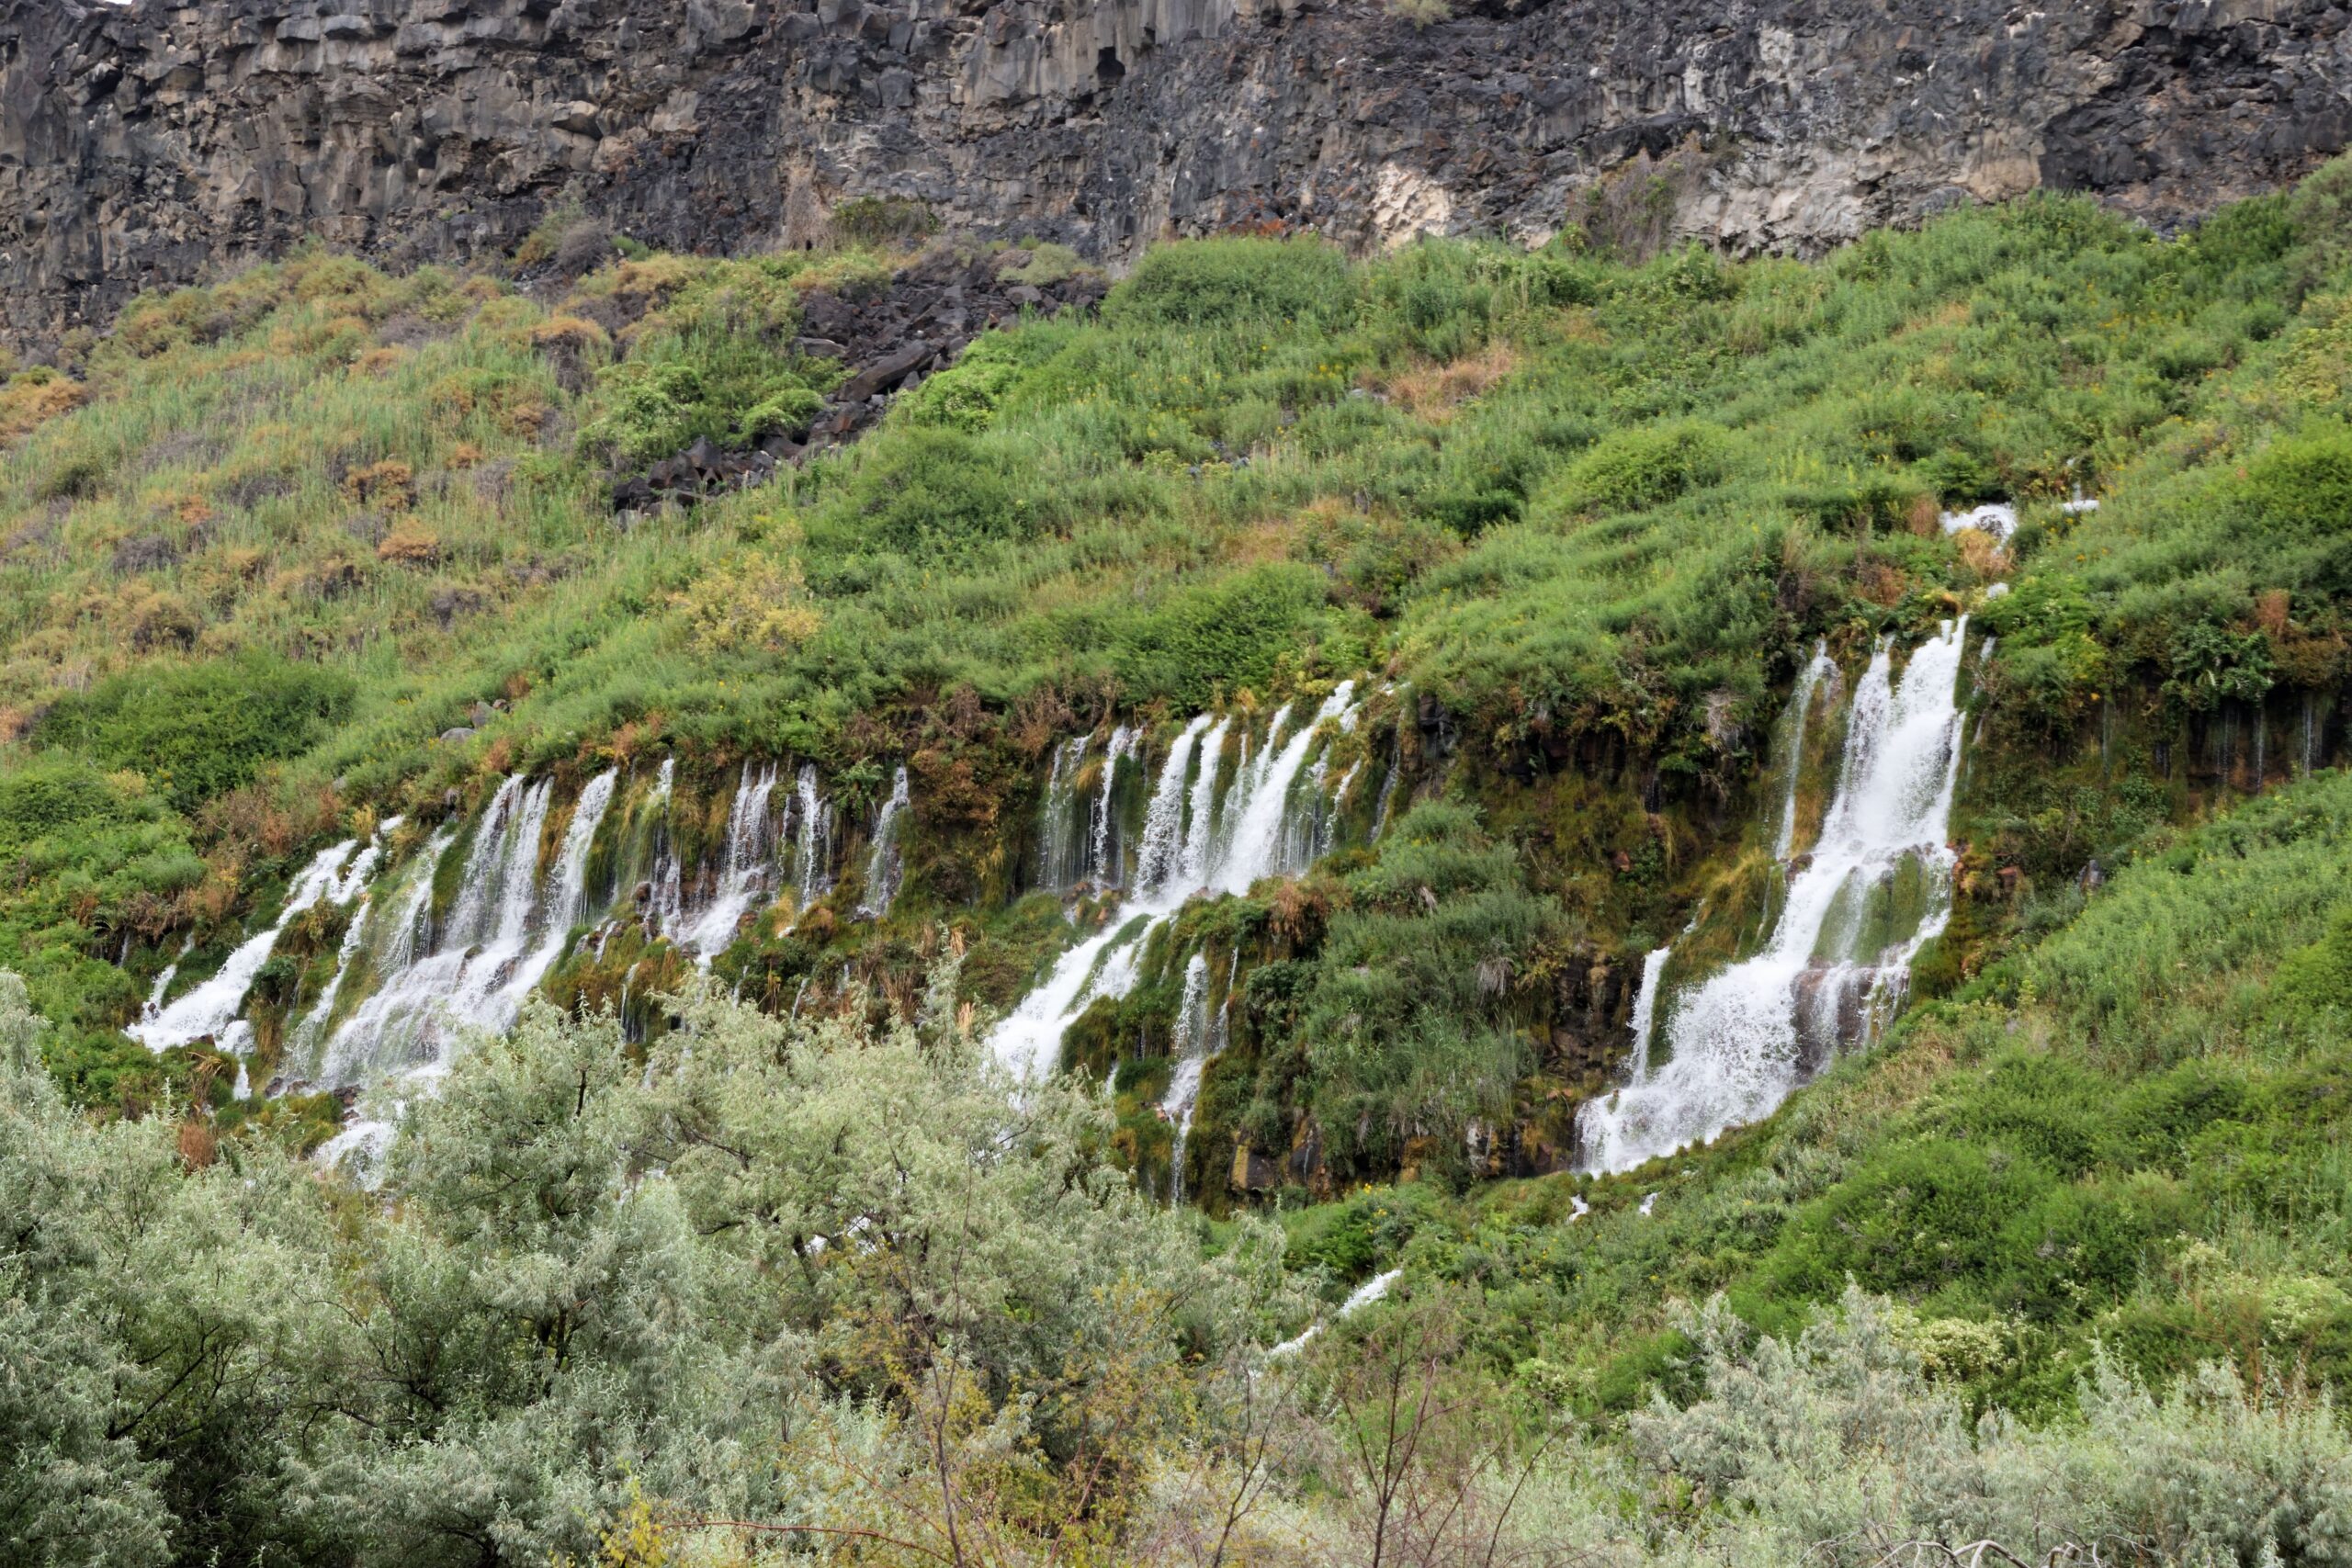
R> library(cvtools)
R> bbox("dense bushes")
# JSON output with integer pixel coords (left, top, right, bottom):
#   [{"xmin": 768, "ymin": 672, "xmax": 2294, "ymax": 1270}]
[
  {"xmin": 1108, "ymin": 564, "xmax": 1344, "ymax": 711},
  {"xmin": 1555, "ymin": 419, "xmax": 1732, "ymax": 514},
  {"xmin": 1100, "ymin": 235, "xmax": 1355, "ymax": 330},
  {"xmin": 38, "ymin": 657, "xmax": 354, "ymax": 813}
]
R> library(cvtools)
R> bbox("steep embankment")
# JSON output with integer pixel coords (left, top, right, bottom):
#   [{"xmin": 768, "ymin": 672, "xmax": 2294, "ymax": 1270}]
[{"xmin": 7, "ymin": 0, "xmax": 2352, "ymax": 346}]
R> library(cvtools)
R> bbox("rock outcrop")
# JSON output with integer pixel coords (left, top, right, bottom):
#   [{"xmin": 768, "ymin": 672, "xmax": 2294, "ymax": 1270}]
[{"xmin": 5, "ymin": 0, "xmax": 2352, "ymax": 348}]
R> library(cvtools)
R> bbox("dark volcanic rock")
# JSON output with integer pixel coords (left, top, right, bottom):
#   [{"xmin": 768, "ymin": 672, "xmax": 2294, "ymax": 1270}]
[{"xmin": 6, "ymin": 0, "xmax": 2352, "ymax": 348}]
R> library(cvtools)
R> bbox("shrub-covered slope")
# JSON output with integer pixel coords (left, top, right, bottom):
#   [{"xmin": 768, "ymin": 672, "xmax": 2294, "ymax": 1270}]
[
  {"xmin": 5, "ymin": 152, "xmax": 2352, "ymax": 1568},
  {"xmin": 5, "ymin": 170, "xmax": 2350, "ymax": 1170}
]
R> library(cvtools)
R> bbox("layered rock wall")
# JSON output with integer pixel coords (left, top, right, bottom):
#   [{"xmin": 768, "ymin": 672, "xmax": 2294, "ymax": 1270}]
[{"xmin": 5, "ymin": 0, "xmax": 2351, "ymax": 345}]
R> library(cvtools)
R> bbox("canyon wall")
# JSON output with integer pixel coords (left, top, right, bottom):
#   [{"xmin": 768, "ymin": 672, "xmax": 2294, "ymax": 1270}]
[{"xmin": 4, "ymin": 0, "xmax": 2351, "ymax": 345}]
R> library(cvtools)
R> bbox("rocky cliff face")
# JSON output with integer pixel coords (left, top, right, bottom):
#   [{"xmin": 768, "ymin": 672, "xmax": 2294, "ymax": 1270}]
[{"xmin": 5, "ymin": 0, "xmax": 2350, "ymax": 347}]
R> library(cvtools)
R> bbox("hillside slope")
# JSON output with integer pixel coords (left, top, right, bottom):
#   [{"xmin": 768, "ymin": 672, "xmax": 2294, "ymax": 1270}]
[{"xmin": 2, "ymin": 158, "xmax": 2352, "ymax": 1564}]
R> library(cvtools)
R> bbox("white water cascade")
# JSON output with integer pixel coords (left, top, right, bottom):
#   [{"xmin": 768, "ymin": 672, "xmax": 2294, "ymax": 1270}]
[
  {"xmin": 130, "ymin": 835, "xmax": 379, "ymax": 1052},
  {"xmin": 1159, "ymin": 951, "xmax": 1215, "ymax": 1200},
  {"xmin": 793, "ymin": 763, "xmax": 835, "ymax": 908},
  {"xmin": 1136, "ymin": 716, "xmax": 1212, "ymax": 889},
  {"xmin": 1089, "ymin": 726, "xmax": 1138, "ymax": 889},
  {"xmin": 989, "ymin": 682, "xmax": 1360, "ymax": 1081},
  {"xmin": 1268, "ymin": 1268, "xmax": 1402, "ymax": 1359},
  {"xmin": 684, "ymin": 762, "xmax": 782, "ymax": 960},
  {"xmin": 139, "ymin": 936, "xmax": 192, "ymax": 1027},
  {"xmin": 1774, "ymin": 640, "xmax": 1840, "ymax": 859},
  {"xmin": 1035, "ymin": 735, "xmax": 1091, "ymax": 892},
  {"xmin": 859, "ymin": 765, "xmax": 912, "ymax": 918},
  {"xmin": 1581, "ymin": 619, "xmax": 1973, "ymax": 1174},
  {"xmin": 319, "ymin": 770, "xmax": 617, "ymax": 1089},
  {"xmin": 1622, "ymin": 943, "xmax": 1673, "ymax": 1087}
]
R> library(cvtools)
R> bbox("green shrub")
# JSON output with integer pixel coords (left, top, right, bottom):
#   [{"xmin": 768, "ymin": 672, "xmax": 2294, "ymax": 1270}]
[
  {"xmin": 1298, "ymin": 802, "xmax": 1559, "ymax": 1172},
  {"xmin": 2267, "ymin": 905, "xmax": 2352, "ymax": 1033},
  {"xmin": 1109, "ymin": 564, "xmax": 1335, "ymax": 710},
  {"xmin": 1102, "ymin": 238, "xmax": 1354, "ymax": 331},
  {"xmin": 1554, "ymin": 419, "xmax": 1730, "ymax": 514},
  {"xmin": 2236, "ymin": 423, "xmax": 2352, "ymax": 532},
  {"xmin": 901, "ymin": 331, "xmax": 1056, "ymax": 434},
  {"xmin": 576, "ymin": 257, "xmax": 833, "ymax": 470},
  {"xmin": 38, "ymin": 656, "xmax": 356, "ymax": 812},
  {"xmin": 838, "ymin": 427, "xmax": 1046, "ymax": 558}
]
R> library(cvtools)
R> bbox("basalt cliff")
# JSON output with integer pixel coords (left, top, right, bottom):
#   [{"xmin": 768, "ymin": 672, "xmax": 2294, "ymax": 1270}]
[{"xmin": 5, "ymin": 0, "xmax": 2352, "ymax": 344}]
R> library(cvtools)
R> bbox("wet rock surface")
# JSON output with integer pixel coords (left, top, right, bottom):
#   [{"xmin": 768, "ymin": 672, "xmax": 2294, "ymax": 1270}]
[{"xmin": 6, "ymin": 0, "xmax": 2352, "ymax": 348}]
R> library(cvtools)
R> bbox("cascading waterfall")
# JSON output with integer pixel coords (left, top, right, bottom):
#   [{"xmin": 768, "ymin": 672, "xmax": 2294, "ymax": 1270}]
[
  {"xmin": 1179, "ymin": 717, "xmax": 1235, "ymax": 889},
  {"xmin": 282, "ymin": 815, "xmax": 409, "ymax": 1066},
  {"xmin": 1623, "ymin": 944, "xmax": 1673, "ymax": 1087},
  {"xmin": 1088, "ymin": 726, "xmax": 1137, "ymax": 889},
  {"xmin": 793, "ymin": 763, "xmax": 835, "ymax": 907},
  {"xmin": 1159, "ymin": 951, "xmax": 1214, "ymax": 1201},
  {"xmin": 1581, "ymin": 619, "xmax": 1973, "ymax": 1174},
  {"xmin": 140, "ymin": 936, "xmax": 192, "ymax": 1026},
  {"xmin": 319, "ymin": 770, "xmax": 616, "ymax": 1089},
  {"xmin": 117, "ymin": 746, "xmax": 931, "ymax": 1161},
  {"xmin": 684, "ymin": 762, "xmax": 781, "ymax": 960},
  {"xmin": 1035, "ymin": 735, "xmax": 1091, "ymax": 892},
  {"xmin": 1773, "ymin": 640, "xmax": 1839, "ymax": 859},
  {"xmin": 1371, "ymin": 716, "xmax": 1405, "ymax": 840},
  {"xmin": 989, "ymin": 682, "xmax": 1359, "ymax": 1082},
  {"xmin": 858, "ymin": 765, "xmax": 912, "ymax": 918},
  {"xmin": 1318, "ymin": 761, "xmax": 1363, "ymax": 861},
  {"xmin": 1136, "ymin": 716, "xmax": 1212, "ymax": 889},
  {"xmin": 130, "ymin": 833, "xmax": 380, "ymax": 1053}
]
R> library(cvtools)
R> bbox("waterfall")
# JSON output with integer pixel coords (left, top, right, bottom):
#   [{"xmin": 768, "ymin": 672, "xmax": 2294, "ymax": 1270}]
[
  {"xmin": 2305, "ymin": 694, "xmax": 2326, "ymax": 776},
  {"xmin": 858, "ymin": 765, "xmax": 912, "ymax": 918},
  {"xmin": 1318, "ymin": 761, "xmax": 1362, "ymax": 861},
  {"xmin": 516, "ymin": 770, "xmax": 616, "ymax": 991},
  {"xmin": 1773, "ymin": 640, "xmax": 1838, "ymax": 859},
  {"xmin": 1580, "ymin": 620, "xmax": 1972, "ymax": 1174},
  {"xmin": 1268, "ymin": 1268, "xmax": 1402, "ymax": 1359},
  {"xmin": 793, "ymin": 763, "xmax": 835, "ymax": 908},
  {"xmin": 1180, "ymin": 717, "xmax": 1235, "ymax": 888},
  {"xmin": 1624, "ymin": 944, "xmax": 1672, "ymax": 1087},
  {"xmin": 684, "ymin": 762, "xmax": 781, "ymax": 959},
  {"xmin": 285, "ymin": 816, "xmax": 410, "ymax": 1065},
  {"xmin": 1137, "ymin": 716, "xmax": 1212, "ymax": 889},
  {"xmin": 989, "ymin": 682, "xmax": 1358, "ymax": 1082},
  {"xmin": 140, "ymin": 935, "xmax": 193, "ymax": 1025},
  {"xmin": 1159, "ymin": 951, "xmax": 1214, "ymax": 1201},
  {"xmin": 1088, "ymin": 726, "xmax": 1137, "ymax": 888},
  {"xmin": 130, "ymin": 836, "xmax": 374, "ymax": 1052},
  {"xmin": 1035, "ymin": 735, "xmax": 1090, "ymax": 892},
  {"xmin": 319, "ymin": 771, "xmax": 617, "ymax": 1089},
  {"xmin": 1371, "ymin": 717, "xmax": 1405, "ymax": 840}
]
